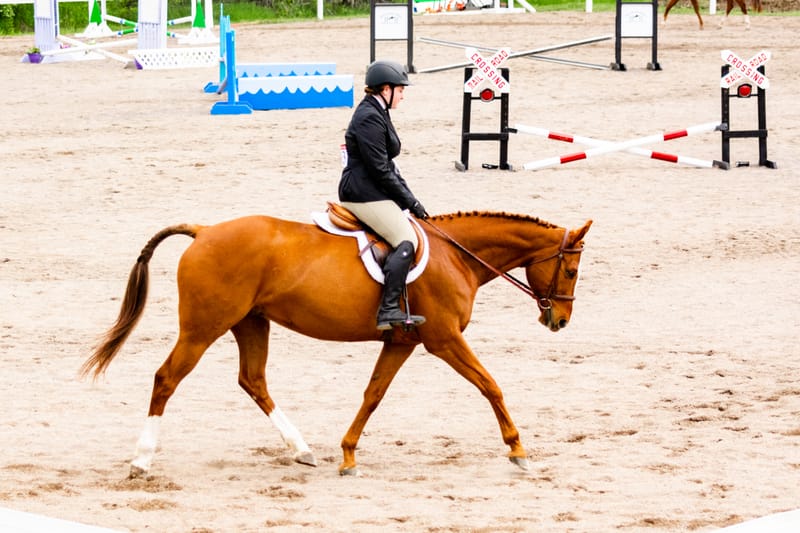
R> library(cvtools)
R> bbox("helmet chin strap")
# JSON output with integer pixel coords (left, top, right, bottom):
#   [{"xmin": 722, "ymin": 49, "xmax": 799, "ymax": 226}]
[{"xmin": 379, "ymin": 85, "xmax": 395, "ymax": 111}]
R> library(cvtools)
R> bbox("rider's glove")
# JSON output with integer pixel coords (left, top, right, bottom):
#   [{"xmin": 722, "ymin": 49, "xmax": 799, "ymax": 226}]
[{"xmin": 410, "ymin": 201, "xmax": 428, "ymax": 219}]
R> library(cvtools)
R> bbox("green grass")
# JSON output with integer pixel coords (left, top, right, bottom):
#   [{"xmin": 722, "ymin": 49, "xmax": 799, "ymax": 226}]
[
  {"xmin": 532, "ymin": 0, "xmax": 615, "ymax": 11},
  {"xmin": 219, "ymin": 1, "xmax": 373, "ymax": 23},
  {"xmin": 0, "ymin": 0, "xmax": 371, "ymax": 35}
]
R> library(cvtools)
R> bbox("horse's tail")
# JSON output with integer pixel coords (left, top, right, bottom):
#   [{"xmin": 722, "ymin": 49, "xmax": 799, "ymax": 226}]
[{"xmin": 80, "ymin": 224, "xmax": 201, "ymax": 380}]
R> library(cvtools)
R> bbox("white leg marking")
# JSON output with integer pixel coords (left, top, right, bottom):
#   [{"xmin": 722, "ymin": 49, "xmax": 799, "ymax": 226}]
[
  {"xmin": 131, "ymin": 416, "xmax": 161, "ymax": 473},
  {"xmin": 269, "ymin": 405, "xmax": 311, "ymax": 455}
]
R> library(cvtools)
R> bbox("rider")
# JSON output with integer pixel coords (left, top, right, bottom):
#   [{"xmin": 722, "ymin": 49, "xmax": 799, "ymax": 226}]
[{"xmin": 338, "ymin": 59, "xmax": 429, "ymax": 331}]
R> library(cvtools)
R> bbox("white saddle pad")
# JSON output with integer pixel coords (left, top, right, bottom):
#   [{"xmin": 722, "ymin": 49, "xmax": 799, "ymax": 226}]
[{"xmin": 310, "ymin": 210, "xmax": 430, "ymax": 284}]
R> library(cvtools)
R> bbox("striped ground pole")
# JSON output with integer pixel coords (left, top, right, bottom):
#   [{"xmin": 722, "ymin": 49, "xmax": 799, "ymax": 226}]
[{"xmin": 519, "ymin": 122, "xmax": 725, "ymax": 171}]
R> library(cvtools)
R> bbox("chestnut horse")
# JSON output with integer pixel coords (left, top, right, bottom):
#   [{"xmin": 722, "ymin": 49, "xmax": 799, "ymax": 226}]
[
  {"xmin": 663, "ymin": 0, "xmax": 762, "ymax": 29},
  {"xmin": 82, "ymin": 211, "xmax": 592, "ymax": 477}
]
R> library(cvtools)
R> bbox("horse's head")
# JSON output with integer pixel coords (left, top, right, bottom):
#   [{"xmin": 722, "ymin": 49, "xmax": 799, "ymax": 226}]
[{"xmin": 525, "ymin": 220, "xmax": 592, "ymax": 332}]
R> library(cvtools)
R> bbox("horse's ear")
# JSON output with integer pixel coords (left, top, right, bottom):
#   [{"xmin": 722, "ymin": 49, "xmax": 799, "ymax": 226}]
[{"xmin": 570, "ymin": 220, "xmax": 593, "ymax": 245}]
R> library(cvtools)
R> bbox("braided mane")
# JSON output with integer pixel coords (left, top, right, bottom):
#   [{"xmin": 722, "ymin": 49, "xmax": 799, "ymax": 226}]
[{"xmin": 430, "ymin": 210, "xmax": 558, "ymax": 229}]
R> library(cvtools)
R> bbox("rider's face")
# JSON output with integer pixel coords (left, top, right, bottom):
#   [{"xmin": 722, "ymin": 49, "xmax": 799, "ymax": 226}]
[{"xmin": 381, "ymin": 85, "xmax": 405, "ymax": 109}]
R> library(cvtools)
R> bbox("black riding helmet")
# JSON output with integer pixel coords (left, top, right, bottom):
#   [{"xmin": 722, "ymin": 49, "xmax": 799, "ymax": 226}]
[{"xmin": 365, "ymin": 60, "xmax": 411, "ymax": 89}]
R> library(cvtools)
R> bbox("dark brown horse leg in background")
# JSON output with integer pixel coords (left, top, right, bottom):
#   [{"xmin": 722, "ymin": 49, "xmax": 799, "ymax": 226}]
[
  {"xmin": 663, "ymin": 0, "xmax": 704, "ymax": 28},
  {"xmin": 232, "ymin": 314, "xmax": 316, "ymax": 466},
  {"xmin": 339, "ymin": 342, "xmax": 415, "ymax": 475},
  {"xmin": 719, "ymin": 0, "xmax": 751, "ymax": 28}
]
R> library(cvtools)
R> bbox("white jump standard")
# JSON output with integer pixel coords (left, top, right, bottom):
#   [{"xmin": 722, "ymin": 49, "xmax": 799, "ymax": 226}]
[{"xmin": 26, "ymin": 0, "xmax": 217, "ymax": 69}]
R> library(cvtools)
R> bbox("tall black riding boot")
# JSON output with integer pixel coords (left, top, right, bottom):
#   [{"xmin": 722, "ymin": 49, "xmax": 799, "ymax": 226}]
[{"xmin": 376, "ymin": 240, "xmax": 426, "ymax": 331}]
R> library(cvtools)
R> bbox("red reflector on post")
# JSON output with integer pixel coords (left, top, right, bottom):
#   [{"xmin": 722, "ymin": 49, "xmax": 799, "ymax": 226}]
[
  {"xmin": 479, "ymin": 88, "xmax": 495, "ymax": 102},
  {"xmin": 737, "ymin": 83, "xmax": 752, "ymax": 98}
]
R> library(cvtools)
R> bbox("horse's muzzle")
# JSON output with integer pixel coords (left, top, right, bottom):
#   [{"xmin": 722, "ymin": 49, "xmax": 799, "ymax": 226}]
[{"xmin": 540, "ymin": 309, "xmax": 568, "ymax": 332}]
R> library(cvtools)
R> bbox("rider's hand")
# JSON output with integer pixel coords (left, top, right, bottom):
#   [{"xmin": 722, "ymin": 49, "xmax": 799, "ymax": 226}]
[{"xmin": 410, "ymin": 201, "xmax": 428, "ymax": 219}]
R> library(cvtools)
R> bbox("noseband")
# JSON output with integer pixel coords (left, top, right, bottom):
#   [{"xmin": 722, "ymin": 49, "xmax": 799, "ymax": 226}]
[
  {"xmin": 421, "ymin": 221, "xmax": 584, "ymax": 310},
  {"xmin": 526, "ymin": 228, "xmax": 585, "ymax": 311}
]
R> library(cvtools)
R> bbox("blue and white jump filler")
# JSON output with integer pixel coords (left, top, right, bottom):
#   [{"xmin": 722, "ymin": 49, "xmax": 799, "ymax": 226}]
[{"xmin": 208, "ymin": 10, "xmax": 353, "ymax": 115}]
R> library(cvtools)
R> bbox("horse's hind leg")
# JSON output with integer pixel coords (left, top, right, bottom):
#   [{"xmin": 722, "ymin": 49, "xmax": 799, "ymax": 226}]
[
  {"xmin": 339, "ymin": 342, "xmax": 415, "ymax": 476},
  {"xmin": 130, "ymin": 334, "xmax": 215, "ymax": 477},
  {"xmin": 718, "ymin": 0, "xmax": 749, "ymax": 28},
  {"xmin": 740, "ymin": 0, "xmax": 751, "ymax": 29},
  {"xmin": 662, "ymin": 0, "xmax": 679, "ymax": 24},
  {"xmin": 231, "ymin": 314, "xmax": 316, "ymax": 467},
  {"xmin": 690, "ymin": 0, "xmax": 704, "ymax": 28},
  {"xmin": 663, "ymin": 0, "xmax": 702, "ymax": 28},
  {"xmin": 719, "ymin": 0, "xmax": 734, "ymax": 27}
]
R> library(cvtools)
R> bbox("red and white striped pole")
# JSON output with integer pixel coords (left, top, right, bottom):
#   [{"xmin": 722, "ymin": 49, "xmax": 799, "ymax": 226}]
[
  {"xmin": 515, "ymin": 124, "xmax": 726, "ymax": 169},
  {"xmin": 519, "ymin": 122, "xmax": 725, "ymax": 171}
]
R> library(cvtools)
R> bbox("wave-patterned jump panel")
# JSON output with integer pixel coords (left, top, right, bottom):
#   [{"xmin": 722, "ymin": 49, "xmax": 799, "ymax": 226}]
[
  {"xmin": 236, "ymin": 62, "xmax": 337, "ymax": 78},
  {"xmin": 237, "ymin": 74, "xmax": 354, "ymax": 110}
]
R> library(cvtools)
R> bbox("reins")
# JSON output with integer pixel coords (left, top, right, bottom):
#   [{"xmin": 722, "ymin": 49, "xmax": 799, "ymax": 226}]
[{"xmin": 420, "ymin": 218, "xmax": 584, "ymax": 310}]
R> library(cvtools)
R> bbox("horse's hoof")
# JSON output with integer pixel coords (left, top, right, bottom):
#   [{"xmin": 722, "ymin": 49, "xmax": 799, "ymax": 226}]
[
  {"xmin": 128, "ymin": 465, "xmax": 147, "ymax": 479},
  {"xmin": 339, "ymin": 466, "xmax": 360, "ymax": 477},
  {"xmin": 294, "ymin": 451, "xmax": 318, "ymax": 467},
  {"xmin": 509, "ymin": 455, "xmax": 531, "ymax": 471}
]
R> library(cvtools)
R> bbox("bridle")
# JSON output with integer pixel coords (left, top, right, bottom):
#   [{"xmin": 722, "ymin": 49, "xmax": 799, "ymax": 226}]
[
  {"xmin": 528, "ymin": 228, "xmax": 585, "ymax": 311},
  {"xmin": 421, "ymin": 220, "xmax": 584, "ymax": 311}
]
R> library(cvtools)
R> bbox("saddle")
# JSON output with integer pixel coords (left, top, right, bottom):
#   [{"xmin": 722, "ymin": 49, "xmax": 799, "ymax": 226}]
[{"xmin": 325, "ymin": 202, "xmax": 426, "ymax": 267}]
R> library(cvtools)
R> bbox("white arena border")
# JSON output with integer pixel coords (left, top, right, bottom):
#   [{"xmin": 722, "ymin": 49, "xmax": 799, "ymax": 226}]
[{"xmin": 0, "ymin": 506, "xmax": 122, "ymax": 533}]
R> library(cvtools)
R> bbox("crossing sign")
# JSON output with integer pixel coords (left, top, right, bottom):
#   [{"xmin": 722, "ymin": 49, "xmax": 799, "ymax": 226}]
[
  {"xmin": 464, "ymin": 47, "xmax": 510, "ymax": 94},
  {"xmin": 720, "ymin": 49, "xmax": 770, "ymax": 89}
]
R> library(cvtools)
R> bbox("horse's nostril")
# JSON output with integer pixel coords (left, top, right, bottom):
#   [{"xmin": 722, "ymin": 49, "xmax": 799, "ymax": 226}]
[{"xmin": 558, "ymin": 319, "xmax": 568, "ymax": 329}]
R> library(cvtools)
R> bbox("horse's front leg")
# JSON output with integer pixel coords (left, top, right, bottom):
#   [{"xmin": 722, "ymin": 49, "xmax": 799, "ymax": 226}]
[
  {"xmin": 427, "ymin": 335, "xmax": 530, "ymax": 471},
  {"xmin": 339, "ymin": 342, "xmax": 415, "ymax": 476}
]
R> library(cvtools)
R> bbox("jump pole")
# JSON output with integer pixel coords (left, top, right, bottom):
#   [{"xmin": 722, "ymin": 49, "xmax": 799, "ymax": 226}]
[
  {"xmin": 513, "ymin": 124, "xmax": 728, "ymax": 169},
  {"xmin": 521, "ymin": 122, "xmax": 724, "ymax": 171},
  {"xmin": 45, "ymin": 35, "xmax": 135, "ymax": 64},
  {"xmin": 418, "ymin": 36, "xmax": 611, "ymax": 71},
  {"xmin": 417, "ymin": 35, "xmax": 612, "ymax": 74}
]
